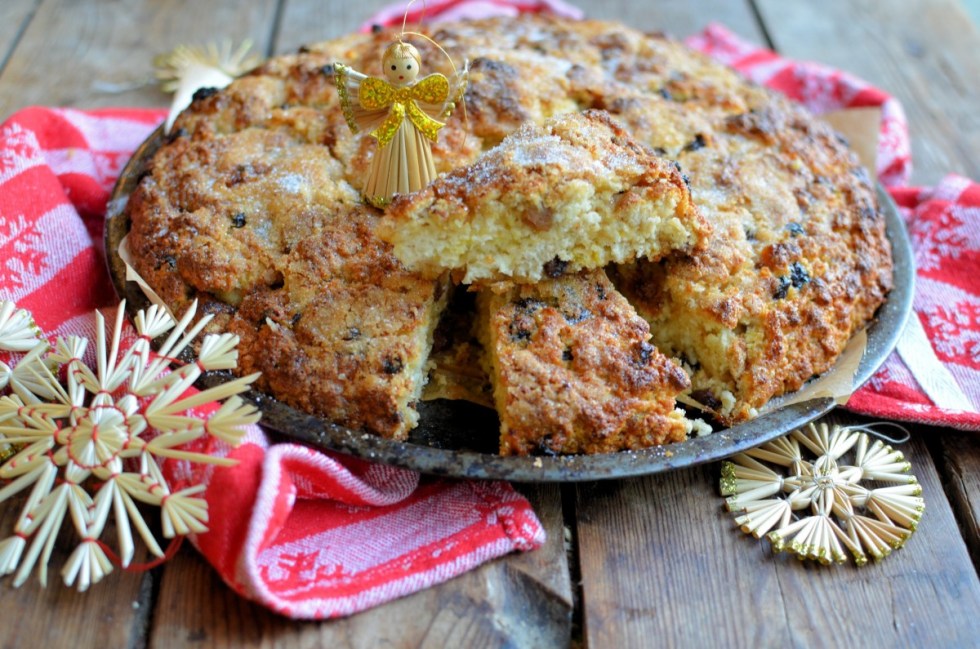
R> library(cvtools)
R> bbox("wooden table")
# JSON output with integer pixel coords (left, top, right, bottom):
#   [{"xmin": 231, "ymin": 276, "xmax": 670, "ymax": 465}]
[{"xmin": 1, "ymin": 0, "xmax": 979, "ymax": 646}]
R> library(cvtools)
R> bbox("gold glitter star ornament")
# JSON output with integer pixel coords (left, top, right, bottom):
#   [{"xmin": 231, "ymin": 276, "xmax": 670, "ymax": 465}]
[
  {"xmin": 721, "ymin": 421, "xmax": 923, "ymax": 565},
  {"xmin": 0, "ymin": 300, "xmax": 260, "ymax": 590}
]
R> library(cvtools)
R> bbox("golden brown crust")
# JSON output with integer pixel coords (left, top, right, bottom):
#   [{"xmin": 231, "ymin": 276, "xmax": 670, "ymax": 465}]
[
  {"xmin": 126, "ymin": 67, "xmax": 448, "ymax": 438},
  {"xmin": 477, "ymin": 270, "xmax": 691, "ymax": 455},
  {"xmin": 612, "ymin": 101, "xmax": 891, "ymax": 423},
  {"xmin": 224, "ymin": 207, "xmax": 449, "ymax": 438},
  {"xmin": 125, "ymin": 15, "xmax": 891, "ymax": 447}
]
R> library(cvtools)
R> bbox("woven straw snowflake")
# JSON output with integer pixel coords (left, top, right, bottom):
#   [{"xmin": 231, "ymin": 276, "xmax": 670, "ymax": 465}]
[
  {"xmin": 0, "ymin": 300, "xmax": 260, "ymax": 590},
  {"xmin": 721, "ymin": 421, "xmax": 923, "ymax": 565}
]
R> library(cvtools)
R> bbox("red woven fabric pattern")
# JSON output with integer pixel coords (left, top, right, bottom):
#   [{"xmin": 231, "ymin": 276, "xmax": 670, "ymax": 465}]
[
  {"xmin": 361, "ymin": 0, "xmax": 583, "ymax": 31},
  {"xmin": 846, "ymin": 178, "xmax": 980, "ymax": 428},
  {"xmin": 0, "ymin": 106, "xmax": 544, "ymax": 619}
]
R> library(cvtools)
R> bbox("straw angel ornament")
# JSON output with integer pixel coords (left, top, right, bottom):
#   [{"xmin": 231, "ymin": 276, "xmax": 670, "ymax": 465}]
[{"xmin": 335, "ymin": 39, "xmax": 466, "ymax": 207}]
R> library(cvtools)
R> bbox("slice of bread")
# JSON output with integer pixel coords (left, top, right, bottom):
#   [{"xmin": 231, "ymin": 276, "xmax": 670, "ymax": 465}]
[
  {"xmin": 383, "ymin": 110, "xmax": 710, "ymax": 284},
  {"xmin": 226, "ymin": 206, "xmax": 450, "ymax": 440},
  {"xmin": 476, "ymin": 269, "xmax": 692, "ymax": 456}
]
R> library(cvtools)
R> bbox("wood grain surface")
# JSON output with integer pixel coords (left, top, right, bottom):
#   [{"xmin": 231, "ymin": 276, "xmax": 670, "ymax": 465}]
[
  {"xmin": 0, "ymin": 0, "xmax": 280, "ymax": 116},
  {"xmin": 276, "ymin": 0, "xmax": 391, "ymax": 54},
  {"xmin": 936, "ymin": 431, "xmax": 980, "ymax": 570},
  {"xmin": 576, "ymin": 429, "xmax": 980, "ymax": 647},
  {"xmin": 755, "ymin": 0, "xmax": 980, "ymax": 186},
  {"xmin": 0, "ymin": 0, "xmax": 978, "ymax": 647},
  {"xmin": 0, "ymin": 0, "xmax": 39, "ymax": 74},
  {"xmin": 0, "ymin": 496, "xmax": 154, "ymax": 649}
]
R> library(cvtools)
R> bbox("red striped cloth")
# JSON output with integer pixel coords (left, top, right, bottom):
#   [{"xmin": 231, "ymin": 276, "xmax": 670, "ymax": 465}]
[{"xmin": 360, "ymin": 0, "xmax": 583, "ymax": 31}]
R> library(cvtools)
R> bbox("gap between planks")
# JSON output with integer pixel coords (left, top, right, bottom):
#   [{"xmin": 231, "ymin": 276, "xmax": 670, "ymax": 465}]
[{"xmin": 0, "ymin": 0, "xmax": 41, "ymax": 83}]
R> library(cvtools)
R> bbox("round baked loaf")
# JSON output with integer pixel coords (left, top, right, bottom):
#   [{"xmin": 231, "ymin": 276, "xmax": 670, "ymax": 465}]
[{"xmin": 124, "ymin": 16, "xmax": 891, "ymax": 447}]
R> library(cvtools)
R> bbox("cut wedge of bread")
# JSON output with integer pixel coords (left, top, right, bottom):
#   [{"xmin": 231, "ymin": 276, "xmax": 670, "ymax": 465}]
[
  {"xmin": 383, "ymin": 110, "xmax": 710, "ymax": 284},
  {"xmin": 476, "ymin": 269, "xmax": 692, "ymax": 456}
]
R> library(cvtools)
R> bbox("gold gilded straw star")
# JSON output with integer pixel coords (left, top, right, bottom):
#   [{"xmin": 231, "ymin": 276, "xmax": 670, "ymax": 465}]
[{"xmin": 721, "ymin": 421, "xmax": 923, "ymax": 565}]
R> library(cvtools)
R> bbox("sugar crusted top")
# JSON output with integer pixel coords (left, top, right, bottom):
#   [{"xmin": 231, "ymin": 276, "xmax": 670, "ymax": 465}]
[{"xmin": 390, "ymin": 110, "xmax": 677, "ymax": 220}]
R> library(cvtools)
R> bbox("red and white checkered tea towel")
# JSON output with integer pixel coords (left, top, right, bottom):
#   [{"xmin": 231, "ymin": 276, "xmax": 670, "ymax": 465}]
[
  {"xmin": 0, "ymin": 106, "xmax": 543, "ymax": 619},
  {"xmin": 361, "ymin": 0, "xmax": 583, "ymax": 31}
]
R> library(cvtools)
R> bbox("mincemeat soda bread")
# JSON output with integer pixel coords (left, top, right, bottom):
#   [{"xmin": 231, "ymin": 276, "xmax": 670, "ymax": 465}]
[
  {"xmin": 124, "ymin": 16, "xmax": 891, "ymax": 451},
  {"xmin": 382, "ymin": 110, "xmax": 709, "ymax": 283}
]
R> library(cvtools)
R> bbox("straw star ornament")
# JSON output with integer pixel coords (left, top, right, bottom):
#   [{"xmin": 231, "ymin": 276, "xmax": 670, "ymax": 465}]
[
  {"xmin": 154, "ymin": 40, "xmax": 263, "ymax": 134},
  {"xmin": 0, "ymin": 300, "xmax": 260, "ymax": 590},
  {"xmin": 721, "ymin": 422, "xmax": 923, "ymax": 565}
]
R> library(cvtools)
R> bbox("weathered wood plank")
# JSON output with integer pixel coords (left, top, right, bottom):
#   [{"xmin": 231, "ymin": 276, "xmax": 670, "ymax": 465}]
[
  {"xmin": 0, "ymin": 0, "xmax": 280, "ymax": 117},
  {"xmin": 577, "ymin": 462, "xmax": 791, "ymax": 647},
  {"xmin": 149, "ymin": 483, "xmax": 571, "ymax": 648},
  {"xmin": 935, "ymin": 431, "xmax": 980, "ymax": 569},
  {"xmin": 0, "ymin": 0, "xmax": 39, "ymax": 81},
  {"xmin": 275, "ymin": 0, "xmax": 391, "ymax": 54},
  {"xmin": 576, "ymin": 418, "xmax": 980, "ymax": 647},
  {"xmin": 754, "ymin": 0, "xmax": 980, "ymax": 185},
  {"xmin": 0, "ymin": 496, "xmax": 154, "ymax": 649}
]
